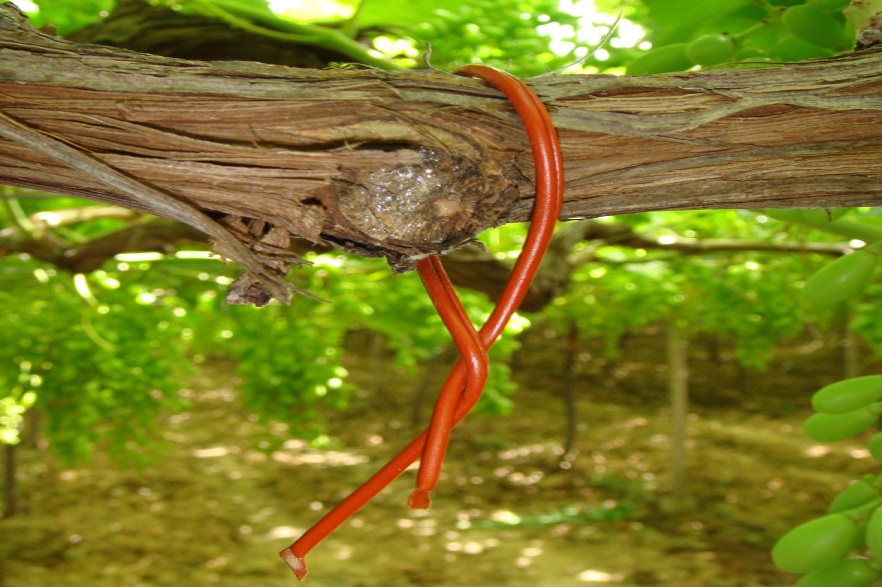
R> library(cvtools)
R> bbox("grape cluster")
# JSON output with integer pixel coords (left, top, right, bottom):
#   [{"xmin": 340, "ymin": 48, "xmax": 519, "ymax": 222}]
[
  {"xmin": 627, "ymin": 0, "xmax": 855, "ymax": 75},
  {"xmin": 769, "ymin": 221, "xmax": 882, "ymax": 585},
  {"xmin": 772, "ymin": 375, "xmax": 882, "ymax": 586}
]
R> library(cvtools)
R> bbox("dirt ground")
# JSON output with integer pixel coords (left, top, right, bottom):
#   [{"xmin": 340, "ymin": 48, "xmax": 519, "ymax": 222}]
[{"xmin": 1, "ymin": 323, "xmax": 877, "ymax": 586}]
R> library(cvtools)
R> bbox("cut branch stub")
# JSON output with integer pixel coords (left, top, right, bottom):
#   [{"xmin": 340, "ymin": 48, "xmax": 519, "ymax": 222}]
[{"xmin": 328, "ymin": 147, "xmax": 516, "ymax": 271}]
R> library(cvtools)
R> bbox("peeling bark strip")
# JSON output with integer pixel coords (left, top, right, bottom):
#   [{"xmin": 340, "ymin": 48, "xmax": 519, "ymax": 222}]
[{"xmin": 1, "ymin": 4, "xmax": 882, "ymax": 301}]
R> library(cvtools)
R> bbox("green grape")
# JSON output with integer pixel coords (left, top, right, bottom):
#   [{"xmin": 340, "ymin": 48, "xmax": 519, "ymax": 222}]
[
  {"xmin": 770, "ymin": 0, "xmax": 807, "ymax": 5},
  {"xmin": 776, "ymin": 34, "xmax": 837, "ymax": 61},
  {"xmin": 866, "ymin": 505, "xmax": 882, "ymax": 559},
  {"xmin": 725, "ymin": 59, "xmax": 770, "ymax": 70},
  {"xmin": 795, "ymin": 558, "xmax": 880, "ymax": 587},
  {"xmin": 707, "ymin": 14, "xmax": 762, "ymax": 37},
  {"xmin": 735, "ymin": 48, "xmax": 770, "ymax": 61},
  {"xmin": 803, "ymin": 408, "xmax": 879, "ymax": 443},
  {"xmin": 808, "ymin": 0, "xmax": 852, "ymax": 11},
  {"xmin": 772, "ymin": 513, "xmax": 861, "ymax": 573},
  {"xmin": 868, "ymin": 432, "xmax": 882, "ymax": 462},
  {"xmin": 813, "ymin": 376, "xmax": 882, "ymax": 414},
  {"xmin": 747, "ymin": 22, "xmax": 787, "ymax": 54},
  {"xmin": 686, "ymin": 34, "xmax": 736, "ymax": 67},
  {"xmin": 626, "ymin": 43, "xmax": 692, "ymax": 76},
  {"xmin": 829, "ymin": 480, "xmax": 879, "ymax": 513},
  {"xmin": 782, "ymin": 5, "xmax": 851, "ymax": 50},
  {"xmin": 799, "ymin": 251, "xmax": 877, "ymax": 308}
]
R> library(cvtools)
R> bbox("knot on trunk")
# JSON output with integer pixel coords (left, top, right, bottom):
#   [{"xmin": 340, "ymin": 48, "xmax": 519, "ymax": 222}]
[{"xmin": 328, "ymin": 146, "xmax": 518, "ymax": 271}]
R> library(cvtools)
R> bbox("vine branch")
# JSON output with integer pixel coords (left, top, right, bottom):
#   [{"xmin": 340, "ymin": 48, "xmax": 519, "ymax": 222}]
[{"xmin": 1, "ymin": 3, "xmax": 881, "ymax": 302}]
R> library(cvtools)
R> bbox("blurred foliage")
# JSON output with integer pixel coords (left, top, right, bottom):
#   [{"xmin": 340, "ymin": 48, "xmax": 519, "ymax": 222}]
[
  {"xmin": 0, "ymin": 0, "xmax": 876, "ymax": 466},
  {"xmin": 0, "ymin": 254, "xmax": 192, "ymax": 465},
  {"xmin": 544, "ymin": 209, "xmax": 880, "ymax": 370},
  {"xmin": 20, "ymin": 0, "xmax": 114, "ymax": 35},
  {"xmin": 0, "ymin": 191, "xmax": 524, "ymax": 461}
]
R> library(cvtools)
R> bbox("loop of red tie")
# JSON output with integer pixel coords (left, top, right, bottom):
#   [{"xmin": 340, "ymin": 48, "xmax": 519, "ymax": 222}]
[{"xmin": 280, "ymin": 64, "xmax": 564, "ymax": 580}]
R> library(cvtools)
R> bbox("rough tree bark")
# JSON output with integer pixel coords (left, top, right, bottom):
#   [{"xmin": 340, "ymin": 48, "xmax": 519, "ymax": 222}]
[{"xmin": 1, "ymin": 3, "xmax": 881, "ymax": 303}]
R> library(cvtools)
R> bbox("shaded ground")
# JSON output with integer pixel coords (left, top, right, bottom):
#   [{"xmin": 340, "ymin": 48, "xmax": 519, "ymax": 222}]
[{"xmin": 1, "ymin": 324, "xmax": 877, "ymax": 586}]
